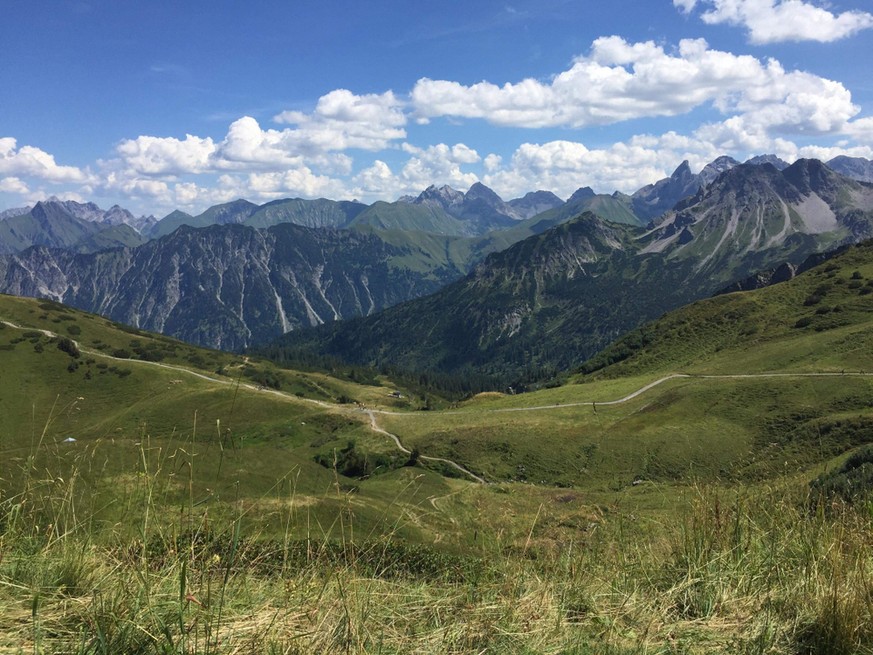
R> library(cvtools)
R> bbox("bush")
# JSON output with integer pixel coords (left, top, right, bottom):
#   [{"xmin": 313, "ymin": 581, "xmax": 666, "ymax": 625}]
[
  {"xmin": 794, "ymin": 317, "xmax": 813, "ymax": 328},
  {"xmin": 314, "ymin": 440, "xmax": 402, "ymax": 479},
  {"xmin": 56, "ymin": 337, "xmax": 80, "ymax": 358},
  {"xmin": 810, "ymin": 446, "xmax": 873, "ymax": 506}
]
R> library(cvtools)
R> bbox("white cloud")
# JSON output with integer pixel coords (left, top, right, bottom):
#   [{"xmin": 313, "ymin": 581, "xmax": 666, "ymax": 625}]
[
  {"xmin": 0, "ymin": 176, "xmax": 29, "ymax": 194},
  {"xmin": 845, "ymin": 117, "xmax": 873, "ymax": 142},
  {"xmin": 0, "ymin": 137, "xmax": 89, "ymax": 183},
  {"xmin": 676, "ymin": 0, "xmax": 873, "ymax": 44},
  {"xmin": 116, "ymin": 133, "xmax": 215, "ymax": 176},
  {"xmin": 794, "ymin": 143, "xmax": 873, "ymax": 161},
  {"xmin": 484, "ymin": 154, "xmax": 503, "ymax": 172},
  {"xmin": 480, "ymin": 134, "xmax": 729, "ymax": 199},
  {"xmin": 273, "ymin": 89, "xmax": 407, "ymax": 153},
  {"xmin": 244, "ymin": 168, "xmax": 348, "ymax": 200},
  {"xmin": 112, "ymin": 90, "xmax": 407, "ymax": 186},
  {"xmin": 411, "ymin": 37, "xmax": 861, "ymax": 138},
  {"xmin": 353, "ymin": 160, "xmax": 398, "ymax": 198},
  {"xmin": 398, "ymin": 143, "xmax": 481, "ymax": 191}
]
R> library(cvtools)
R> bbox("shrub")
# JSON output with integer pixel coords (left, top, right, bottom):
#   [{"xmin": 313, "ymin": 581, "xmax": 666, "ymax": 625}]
[
  {"xmin": 810, "ymin": 446, "xmax": 873, "ymax": 506},
  {"xmin": 794, "ymin": 317, "xmax": 813, "ymax": 328},
  {"xmin": 56, "ymin": 337, "xmax": 80, "ymax": 358}
]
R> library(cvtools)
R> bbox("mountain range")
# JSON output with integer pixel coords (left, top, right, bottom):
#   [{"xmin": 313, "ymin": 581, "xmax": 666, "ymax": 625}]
[
  {"xmin": 258, "ymin": 159, "xmax": 873, "ymax": 381},
  {"xmin": 1, "ymin": 155, "xmax": 873, "ymax": 378}
]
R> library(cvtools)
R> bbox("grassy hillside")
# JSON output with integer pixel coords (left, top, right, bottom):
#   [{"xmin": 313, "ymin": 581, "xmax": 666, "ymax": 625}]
[
  {"xmin": 0, "ymin": 295, "xmax": 462, "ymax": 540},
  {"xmin": 580, "ymin": 239, "xmax": 873, "ymax": 378},
  {"xmin": 3, "ymin": 281, "xmax": 873, "ymax": 652}
]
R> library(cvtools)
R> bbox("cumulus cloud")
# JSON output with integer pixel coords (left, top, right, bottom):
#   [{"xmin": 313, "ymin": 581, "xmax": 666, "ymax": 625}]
[
  {"xmin": 114, "ymin": 90, "xmax": 407, "ymax": 180},
  {"xmin": 675, "ymin": 0, "xmax": 873, "ymax": 44},
  {"xmin": 0, "ymin": 177, "xmax": 29, "ymax": 194},
  {"xmin": 0, "ymin": 137, "xmax": 89, "ymax": 183},
  {"xmin": 411, "ymin": 37, "xmax": 861, "ymax": 136},
  {"xmin": 481, "ymin": 137, "xmax": 719, "ymax": 199},
  {"xmin": 273, "ymin": 89, "xmax": 407, "ymax": 153},
  {"xmin": 398, "ymin": 143, "xmax": 481, "ymax": 190},
  {"xmin": 344, "ymin": 143, "xmax": 482, "ymax": 200},
  {"xmin": 116, "ymin": 133, "xmax": 215, "ymax": 176}
]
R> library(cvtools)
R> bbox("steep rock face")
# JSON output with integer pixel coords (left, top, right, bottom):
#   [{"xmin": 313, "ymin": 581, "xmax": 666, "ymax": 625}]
[
  {"xmin": 632, "ymin": 161, "xmax": 701, "ymax": 221},
  {"xmin": 0, "ymin": 223, "xmax": 461, "ymax": 351},
  {"xmin": 567, "ymin": 187, "xmax": 597, "ymax": 204},
  {"xmin": 715, "ymin": 247, "xmax": 849, "ymax": 295},
  {"xmin": 745, "ymin": 154, "xmax": 789, "ymax": 170},
  {"xmin": 33, "ymin": 198, "xmax": 155, "ymax": 233},
  {"xmin": 272, "ymin": 161, "xmax": 873, "ymax": 381},
  {"xmin": 413, "ymin": 184, "xmax": 465, "ymax": 213},
  {"xmin": 414, "ymin": 182, "xmax": 522, "ymax": 230},
  {"xmin": 827, "ymin": 156, "xmax": 873, "ymax": 183},
  {"xmin": 0, "ymin": 206, "xmax": 31, "ymax": 221},
  {"xmin": 0, "ymin": 201, "xmax": 147, "ymax": 254},
  {"xmin": 631, "ymin": 155, "xmax": 778, "ymax": 222},
  {"xmin": 507, "ymin": 191, "xmax": 564, "ymax": 219},
  {"xmin": 641, "ymin": 160, "xmax": 873, "ymax": 282},
  {"xmin": 245, "ymin": 198, "xmax": 367, "ymax": 229},
  {"xmin": 267, "ymin": 214, "xmax": 678, "ymax": 378},
  {"xmin": 454, "ymin": 182, "xmax": 521, "ymax": 230},
  {"xmin": 699, "ymin": 156, "xmax": 740, "ymax": 186},
  {"xmin": 102, "ymin": 205, "xmax": 157, "ymax": 233}
]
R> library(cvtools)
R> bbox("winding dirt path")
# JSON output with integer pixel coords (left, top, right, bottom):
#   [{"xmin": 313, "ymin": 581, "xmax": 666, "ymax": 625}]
[
  {"xmin": 5, "ymin": 316, "xmax": 872, "ymax": 487},
  {"xmin": 364, "ymin": 410, "xmax": 487, "ymax": 484}
]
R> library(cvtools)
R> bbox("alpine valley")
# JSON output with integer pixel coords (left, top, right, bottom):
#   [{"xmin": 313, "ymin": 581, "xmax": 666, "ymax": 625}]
[
  {"xmin": 3, "ymin": 155, "xmax": 872, "ymax": 373},
  {"xmin": 4, "ymin": 153, "xmax": 873, "ymax": 653}
]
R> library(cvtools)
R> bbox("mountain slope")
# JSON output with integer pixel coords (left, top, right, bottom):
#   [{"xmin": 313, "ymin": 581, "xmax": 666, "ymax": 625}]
[
  {"xmin": 641, "ymin": 160, "xmax": 873, "ymax": 283},
  {"xmin": 827, "ymin": 155, "xmax": 873, "ymax": 183},
  {"xmin": 245, "ymin": 197, "xmax": 367, "ymax": 229},
  {"xmin": 0, "ymin": 200, "xmax": 147, "ymax": 254},
  {"xmin": 264, "ymin": 161, "xmax": 873, "ymax": 382},
  {"xmin": 579, "ymin": 238, "xmax": 873, "ymax": 378},
  {"xmin": 0, "ymin": 222, "xmax": 467, "ymax": 350},
  {"xmin": 149, "ymin": 199, "xmax": 259, "ymax": 238},
  {"xmin": 258, "ymin": 214, "xmax": 684, "ymax": 379}
]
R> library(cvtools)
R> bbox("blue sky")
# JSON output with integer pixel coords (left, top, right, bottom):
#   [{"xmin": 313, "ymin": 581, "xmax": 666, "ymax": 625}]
[{"xmin": 2, "ymin": 0, "xmax": 872, "ymax": 216}]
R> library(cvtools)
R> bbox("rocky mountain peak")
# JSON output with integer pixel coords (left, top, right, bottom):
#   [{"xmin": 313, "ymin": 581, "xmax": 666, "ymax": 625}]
[
  {"xmin": 826, "ymin": 156, "xmax": 873, "ymax": 183},
  {"xmin": 507, "ymin": 190, "xmax": 564, "ymax": 219},
  {"xmin": 0, "ymin": 206, "xmax": 31, "ymax": 221},
  {"xmin": 699, "ymin": 156, "xmax": 740, "ymax": 186},
  {"xmin": 671, "ymin": 160, "xmax": 694, "ymax": 180},
  {"xmin": 745, "ymin": 154, "xmax": 789, "ymax": 170},
  {"xmin": 464, "ymin": 182, "xmax": 503, "ymax": 204},
  {"xmin": 782, "ymin": 158, "xmax": 838, "ymax": 195},
  {"xmin": 567, "ymin": 187, "xmax": 596, "ymax": 204},
  {"xmin": 415, "ymin": 184, "xmax": 464, "ymax": 209}
]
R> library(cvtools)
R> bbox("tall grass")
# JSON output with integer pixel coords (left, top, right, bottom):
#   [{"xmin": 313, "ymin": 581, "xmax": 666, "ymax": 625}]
[{"xmin": 2, "ymin": 428, "xmax": 873, "ymax": 653}]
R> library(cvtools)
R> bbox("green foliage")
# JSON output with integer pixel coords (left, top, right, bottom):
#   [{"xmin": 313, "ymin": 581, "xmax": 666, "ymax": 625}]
[
  {"xmin": 578, "ymin": 240, "xmax": 873, "ymax": 379},
  {"xmin": 811, "ymin": 446, "xmax": 873, "ymax": 506},
  {"xmin": 314, "ymin": 440, "xmax": 404, "ymax": 479},
  {"xmin": 56, "ymin": 336, "xmax": 80, "ymax": 359}
]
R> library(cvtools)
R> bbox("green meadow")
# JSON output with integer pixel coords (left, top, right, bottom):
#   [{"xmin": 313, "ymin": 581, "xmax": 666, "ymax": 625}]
[{"xmin": 2, "ymin": 242, "xmax": 873, "ymax": 654}]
